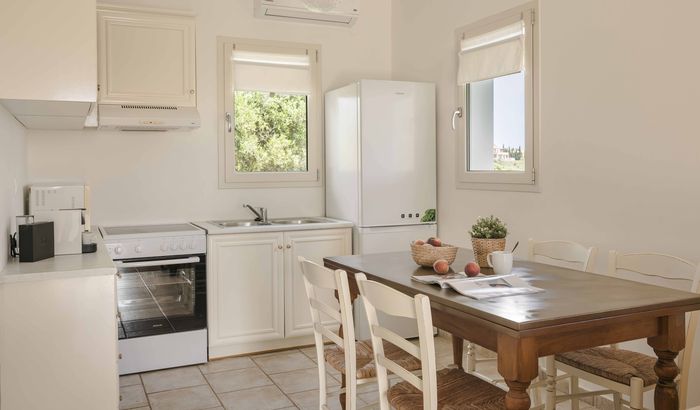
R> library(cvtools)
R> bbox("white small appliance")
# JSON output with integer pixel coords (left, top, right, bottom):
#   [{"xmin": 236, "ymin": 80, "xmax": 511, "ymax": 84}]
[
  {"xmin": 98, "ymin": 104, "xmax": 201, "ymax": 131},
  {"xmin": 325, "ymin": 80, "xmax": 437, "ymax": 338},
  {"xmin": 28, "ymin": 184, "xmax": 91, "ymax": 255},
  {"xmin": 100, "ymin": 223, "xmax": 208, "ymax": 375}
]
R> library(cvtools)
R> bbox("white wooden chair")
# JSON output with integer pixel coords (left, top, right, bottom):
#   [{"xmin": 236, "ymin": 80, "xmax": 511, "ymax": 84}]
[
  {"xmin": 298, "ymin": 257, "xmax": 422, "ymax": 410},
  {"xmin": 546, "ymin": 251, "xmax": 700, "ymax": 410},
  {"xmin": 355, "ymin": 272, "xmax": 506, "ymax": 409},
  {"xmin": 465, "ymin": 239, "xmax": 597, "ymax": 407}
]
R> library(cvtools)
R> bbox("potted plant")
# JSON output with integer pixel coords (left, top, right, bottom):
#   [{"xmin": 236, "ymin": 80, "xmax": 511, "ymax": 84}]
[{"xmin": 469, "ymin": 215, "xmax": 507, "ymax": 267}]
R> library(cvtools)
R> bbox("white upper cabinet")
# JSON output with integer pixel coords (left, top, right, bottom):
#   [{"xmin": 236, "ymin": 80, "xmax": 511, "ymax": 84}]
[
  {"xmin": 0, "ymin": 0, "xmax": 97, "ymax": 129},
  {"xmin": 98, "ymin": 7, "xmax": 197, "ymax": 106}
]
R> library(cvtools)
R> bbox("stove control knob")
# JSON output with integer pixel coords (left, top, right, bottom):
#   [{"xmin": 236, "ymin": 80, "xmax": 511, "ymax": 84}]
[
  {"xmin": 160, "ymin": 243, "xmax": 168, "ymax": 251},
  {"xmin": 114, "ymin": 246, "xmax": 123, "ymax": 255},
  {"xmin": 169, "ymin": 243, "xmax": 177, "ymax": 251},
  {"xmin": 179, "ymin": 242, "xmax": 186, "ymax": 250},
  {"xmin": 135, "ymin": 245, "xmax": 143, "ymax": 254},
  {"xmin": 187, "ymin": 241, "xmax": 194, "ymax": 249}
]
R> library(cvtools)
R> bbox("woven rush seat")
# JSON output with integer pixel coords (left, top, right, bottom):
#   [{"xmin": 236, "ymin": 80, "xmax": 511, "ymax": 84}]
[
  {"xmin": 324, "ymin": 340, "xmax": 422, "ymax": 379},
  {"xmin": 388, "ymin": 368, "xmax": 505, "ymax": 410},
  {"xmin": 555, "ymin": 347, "xmax": 658, "ymax": 387}
]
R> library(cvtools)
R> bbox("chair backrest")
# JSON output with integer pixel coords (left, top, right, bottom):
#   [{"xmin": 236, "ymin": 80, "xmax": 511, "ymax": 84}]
[
  {"xmin": 298, "ymin": 256, "xmax": 357, "ymax": 410},
  {"xmin": 608, "ymin": 250, "xmax": 700, "ymax": 410},
  {"xmin": 356, "ymin": 273, "xmax": 438, "ymax": 410},
  {"xmin": 528, "ymin": 238, "xmax": 597, "ymax": 272}
]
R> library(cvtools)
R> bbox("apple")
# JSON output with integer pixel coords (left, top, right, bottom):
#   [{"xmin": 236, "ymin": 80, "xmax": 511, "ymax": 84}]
[
  {"xmin": 465, "ymin": 261, "xmax": 480, "ymax": 277},
  {"xmin": 433, "ymin": 259, "xmax": 450, "ymax": 274},
  {"xmin": 414, "ymin": 239, "xmax": 425, "ymax": 246},
  {"xmin": 427, "ymin": 237, "xmax": 442, "ymax": 247}
]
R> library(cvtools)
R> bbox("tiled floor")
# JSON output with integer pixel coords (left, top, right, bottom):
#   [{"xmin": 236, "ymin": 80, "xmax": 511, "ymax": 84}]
[{"xmin": 120, "ymin": 334, "xmax": 599, "ymax": 410}]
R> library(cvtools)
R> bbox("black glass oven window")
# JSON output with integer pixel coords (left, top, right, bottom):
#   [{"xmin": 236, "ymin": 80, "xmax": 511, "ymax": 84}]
[{"xmin": 116, "ymin": 257, "xmax": 206, "ymax": 339}]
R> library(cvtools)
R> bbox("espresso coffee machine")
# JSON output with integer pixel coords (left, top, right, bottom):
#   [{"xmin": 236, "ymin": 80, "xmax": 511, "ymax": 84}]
[{"xmin": 28, "ymin": 184, "xmax": 91, "ymax": 255}]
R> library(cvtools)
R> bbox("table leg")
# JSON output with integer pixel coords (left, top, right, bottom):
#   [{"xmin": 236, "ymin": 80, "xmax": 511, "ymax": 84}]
[
  {"xmin": 497, "ymin": 334, "xmax": 539, "ymax": 410},
  {"xmin": 451, "ymin": 334, "xmax": 463, "ymax": 369},
  {"xmin": 648, "ymin": 314, "xmax": 684, "ymax": 410}
]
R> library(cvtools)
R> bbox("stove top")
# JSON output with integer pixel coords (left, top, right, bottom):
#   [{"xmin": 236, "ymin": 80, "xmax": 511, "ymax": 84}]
[
  {"xmin": 99, "ymin": 223, "xmax": 206, "ymax": 259},
  {"xmin": 100, "ymin": 223, "xmax": 204, "ymax": 238}
]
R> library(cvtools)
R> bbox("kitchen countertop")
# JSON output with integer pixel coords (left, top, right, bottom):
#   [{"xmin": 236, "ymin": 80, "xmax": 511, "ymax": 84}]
[
  {"xmin": 0, "ymin": 235, "xmax": 116, "ymax": 284},
  {"xmin": 193, "ymin": 217, "xmax": 353, "ymax": 235}
]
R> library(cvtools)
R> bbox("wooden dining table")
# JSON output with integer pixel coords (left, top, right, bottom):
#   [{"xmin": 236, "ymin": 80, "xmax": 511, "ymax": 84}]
[{"xmin": 324, "ymin": 248, "xmax": 700, "ymax": 410}]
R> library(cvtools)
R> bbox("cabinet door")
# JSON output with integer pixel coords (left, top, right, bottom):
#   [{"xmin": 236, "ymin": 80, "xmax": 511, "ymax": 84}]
[
  {"xmin": 98, "ymin": 8, "xmax": 196, "ymax": 106},
  {"xmin": 283, "ymin": 228, "xmax": 352, "ymax": 337},
  {"xmin": 208, "ymin": 232, "xmax": 285, "ymax": 349}
]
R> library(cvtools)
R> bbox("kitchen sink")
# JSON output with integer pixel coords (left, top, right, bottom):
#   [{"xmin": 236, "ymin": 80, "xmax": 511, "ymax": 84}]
[
  {"xmin": 269, "ymin": 218, "xmax": 323, "ymax": 225},
  {"xmin": 210, "ymin": 218, "xmax": 326, "ymax": 228},
  {"xmin": 211, "ymin": 220, "xmax": 263, "ymax": 228}
]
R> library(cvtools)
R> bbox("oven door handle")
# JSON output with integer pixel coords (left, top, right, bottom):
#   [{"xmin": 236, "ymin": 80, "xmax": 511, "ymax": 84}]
[{"xmin": 114, "ymin": 256, "xmax": 201, "ymax": 268}]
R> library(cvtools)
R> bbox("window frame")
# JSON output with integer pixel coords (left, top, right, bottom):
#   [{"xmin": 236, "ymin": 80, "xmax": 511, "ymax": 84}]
[
  {"xmin": 454, "ymin": 3, "xmax": 540, "ymax": 192},
  {"xmin": 217, "ymin": 37, "xmax": 323, "ymax": 188}
]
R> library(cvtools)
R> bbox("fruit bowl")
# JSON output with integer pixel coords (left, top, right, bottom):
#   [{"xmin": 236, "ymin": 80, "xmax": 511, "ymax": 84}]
[{"xmin": 410, "ymin": 242, "xmax": 458, "ymax": 268}]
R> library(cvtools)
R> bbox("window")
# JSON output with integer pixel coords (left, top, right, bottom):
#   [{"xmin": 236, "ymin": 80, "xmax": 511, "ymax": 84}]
[
  {"xmin": 454, "ymin": 3, "xmax": 538, "ymax": 190},
  {"xmin": 218, "ymin": 38, "xmax": 322, "ymax": 187}
]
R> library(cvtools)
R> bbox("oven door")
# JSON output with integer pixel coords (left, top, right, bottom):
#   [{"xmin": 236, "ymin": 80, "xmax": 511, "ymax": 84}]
[{"xmin": 115, "ymin": 254, "xmax": 206, "ymax": 339}]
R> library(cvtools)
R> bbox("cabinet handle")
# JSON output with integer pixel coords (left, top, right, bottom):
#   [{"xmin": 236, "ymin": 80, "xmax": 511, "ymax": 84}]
[
  {"xmin": 286, "ymin": 244, "xmax": 292, "ymax": 249},
  {"xmin": 189, "ymin": 89, "xmax": 195, "ymax": 95},
  {"xmin": 118, "ymin": 353, "xmax": 122, "ymax": 359},
  {"xmin": 278, "ymin": 245, "xmax": 283, "ymax": 250}
]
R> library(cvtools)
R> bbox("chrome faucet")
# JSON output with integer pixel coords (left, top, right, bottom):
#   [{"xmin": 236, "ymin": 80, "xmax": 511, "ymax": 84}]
[{"xmin": 243, "ymin": 204, "xmax": 269, "ymax": 224}]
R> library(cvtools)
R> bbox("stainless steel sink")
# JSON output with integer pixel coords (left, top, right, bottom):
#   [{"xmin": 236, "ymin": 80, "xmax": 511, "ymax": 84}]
[
  {"xmin": 269, "ymin": 218, "xmax": 323, "ymax": 225},
  {"xmin": 210, "ymin": 217, "xmax": 326, "ymax": 228},
  {"xmin": 211, "ymin": 220, "xmax": 262, "ymax": 228}
]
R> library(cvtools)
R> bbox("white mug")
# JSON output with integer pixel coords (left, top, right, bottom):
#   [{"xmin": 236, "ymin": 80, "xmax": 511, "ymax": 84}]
[{"xmin": 487, "ymin": 251, "xmax": 513, "ymax": 275}]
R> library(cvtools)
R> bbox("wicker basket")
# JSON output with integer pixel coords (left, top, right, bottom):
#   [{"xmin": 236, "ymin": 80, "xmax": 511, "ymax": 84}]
[
  {"xmin": 410, "ymin": 242, "xmax": 458, "ymax": 268},
  {"xmin": 471, "ymin": 238, "xmax": 506, "ymax": 268}
]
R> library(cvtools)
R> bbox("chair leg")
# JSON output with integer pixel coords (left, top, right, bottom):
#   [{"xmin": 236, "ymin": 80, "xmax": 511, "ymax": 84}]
[
  {"xmin": 570, "ymin": 375, "xmax": 579, "ymax": 410},
  {"xmin": 613, "ymin": 392, "xmax": 622, "ymax": 410},
  {"xmin": 339, "ymin": 373, "xmax": 347, "ymax": 410},
  {"xmin": 629, "ymin": 377, "xmax": 644, "ymax": 410},
  {"xmin": 466, "ymin": 341, "xmax": 476, "ymax": 372},
  {"xmin": 545, "ymin": 356, "xmax": 556, "ymax": 410}
]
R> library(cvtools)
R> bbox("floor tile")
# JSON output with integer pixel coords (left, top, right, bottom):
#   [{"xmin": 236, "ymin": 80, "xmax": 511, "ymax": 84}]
[
  {"xmin": 119, "ymin": 384, "xmax": 148, "ymax": 409},
  {"xmin": 252, "ymin": 350, "xmax": 317, "ymax": 374},
  {"xmin": 198, "ymin": 356, "xmax": 256, "ymax": 374},
  {"xmin": 141, "ymin": 366, "xmax": 207, "ymax": 393},
  {"xmin": 299, "ymin": 345, "xmax": 318, "ymax": 360},
  {"xmin": 204, "ymin": 367, "xmax": 272, "ymax": 394},
  {"xmin": 217, "ymin": 385, "xmax": 293, "ymax": 409},
  {"xmin": 269, "ymin": 367, "xmax": 339, "ymax": 394},
  {"xmin": 148, "ymin": 385, "xmax": 220, "ymax": 410},
  {"xmin": 120, "ymin": 374, "xmax": 142, "ymax": 388},
  {"xmin": 288, "ymin": 389, "xmax": 349, "ymax": 410}
]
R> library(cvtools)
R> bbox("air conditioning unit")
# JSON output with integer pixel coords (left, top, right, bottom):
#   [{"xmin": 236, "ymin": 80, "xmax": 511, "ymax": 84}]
[{"xmin": 254, "ymin": 0, "xmax": 359, "ymax": 26}]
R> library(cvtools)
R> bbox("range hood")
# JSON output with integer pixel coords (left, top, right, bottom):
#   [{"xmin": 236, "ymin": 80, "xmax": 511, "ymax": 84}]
[{"xmin": 98, "ymin": 104, "xmax": 200, "ymax": 131}]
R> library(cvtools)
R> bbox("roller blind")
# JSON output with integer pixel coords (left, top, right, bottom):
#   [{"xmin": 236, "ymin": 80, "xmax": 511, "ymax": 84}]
[
  {"xmin": 458, "ymin": 20, "xmax": 524, "ymax": 85},
  {"xmin": 232, "ymin": 46, "xmax": 313, "ymax": 94}
]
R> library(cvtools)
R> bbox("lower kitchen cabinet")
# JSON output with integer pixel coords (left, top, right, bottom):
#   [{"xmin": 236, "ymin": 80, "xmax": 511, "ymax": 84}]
[
  {"xmin": 0, "ymin": 275, "xmax": 119, "ymax": 410},
  {"xmin": 207, "ymin": 228, "xmax": 351, "ymax": 357}
]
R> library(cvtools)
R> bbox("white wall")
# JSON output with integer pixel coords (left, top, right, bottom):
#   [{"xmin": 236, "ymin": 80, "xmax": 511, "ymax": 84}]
[
  {"xmin": 26, "ymin": 0, "xmax": 392, "ymax": 226},
  {"xmin": 392, "ymin": 0, "xmax": 700, "ymax": 406},
  {"xmin": 0, "ymin": 105, "xmax": 26, "ymax": 271}
]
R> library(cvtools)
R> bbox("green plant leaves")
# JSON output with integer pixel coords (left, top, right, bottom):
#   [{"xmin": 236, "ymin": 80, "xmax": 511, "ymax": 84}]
[{"xmin": 469, "ymin": 215, "xmax": 507, "ymax": 239}]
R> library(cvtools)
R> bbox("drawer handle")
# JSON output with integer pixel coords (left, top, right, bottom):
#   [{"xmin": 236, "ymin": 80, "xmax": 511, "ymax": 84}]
[{"xmin": 286, "ymin": 244, "xmax": 291, "ymax": 249}]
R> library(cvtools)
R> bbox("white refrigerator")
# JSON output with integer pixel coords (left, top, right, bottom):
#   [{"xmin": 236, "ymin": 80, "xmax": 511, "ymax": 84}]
[{"xmin": 325, "ymin": 80, "xmax": 437, "ymax": 339}]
